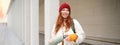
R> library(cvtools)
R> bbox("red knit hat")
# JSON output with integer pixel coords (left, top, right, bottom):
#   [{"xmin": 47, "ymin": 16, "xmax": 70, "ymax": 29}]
[{"xmin": 59, "ymin": 3, "xmax": 71, "ymax": 13}]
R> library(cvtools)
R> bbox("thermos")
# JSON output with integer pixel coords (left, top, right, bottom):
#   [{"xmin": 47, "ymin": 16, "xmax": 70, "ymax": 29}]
[
  {"xmin": 49, "ymin": 35, "xmax": 64, "ymax": 45},
  {"xmin": 49, "ymin": 33, "xmax": 77, "ymax": 45}
]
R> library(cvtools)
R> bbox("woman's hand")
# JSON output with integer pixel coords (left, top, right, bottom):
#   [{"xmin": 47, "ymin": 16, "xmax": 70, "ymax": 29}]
[
  {"xmin": 65, "ymin": 36, "xmax": 70, "ymax": 41},
  {"xmin": 49, "ymin": 38, "xmax": 53, "ymax": 43}
]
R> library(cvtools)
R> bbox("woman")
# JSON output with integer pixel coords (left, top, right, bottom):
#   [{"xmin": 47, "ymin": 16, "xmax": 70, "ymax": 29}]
[{"xmin": 49, "ymin": 3, "xmax": 85, "ymax": 45}]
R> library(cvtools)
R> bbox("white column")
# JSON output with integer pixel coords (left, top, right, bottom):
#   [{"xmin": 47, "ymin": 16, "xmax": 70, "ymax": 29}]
[
  {"xmin": 24, "ymin": 0, "xmax": 39, "ymax": 45},
  {"xmin": 31, "ymin": 0, "xmax": 39, "ymax": 45},
  {"xmin": 7, "ymin": 0, "xmax": 39, "ymax": 45},
  {"xmin": 24, "ymin": 0, "xmax": 31, "ymax": 45},
  {"xmin": 45, "ymin": 0, "xmax": 59, "ymax": 45}
]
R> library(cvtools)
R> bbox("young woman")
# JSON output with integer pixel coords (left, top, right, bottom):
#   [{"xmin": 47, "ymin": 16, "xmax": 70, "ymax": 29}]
[{"xmin": 49, "ymin": 3, "xmax": 85, "ymax": 45}]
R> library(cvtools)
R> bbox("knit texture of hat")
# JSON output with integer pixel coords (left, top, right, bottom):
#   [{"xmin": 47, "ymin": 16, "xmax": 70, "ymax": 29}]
[{"xmin": 59, "ymin": 3, "xmax": 71, "ymax": 12}]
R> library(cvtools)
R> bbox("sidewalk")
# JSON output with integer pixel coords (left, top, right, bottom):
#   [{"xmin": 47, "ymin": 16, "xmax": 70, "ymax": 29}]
[{"xmin": 39, "ymin": 33, "xmax": 120, "ymax": 45}]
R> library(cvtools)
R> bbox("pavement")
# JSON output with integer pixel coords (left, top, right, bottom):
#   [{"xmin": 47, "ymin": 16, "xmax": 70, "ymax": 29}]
[{"xmin": 39, "ymin": 33, "xmax": 120, "ymax": 45}]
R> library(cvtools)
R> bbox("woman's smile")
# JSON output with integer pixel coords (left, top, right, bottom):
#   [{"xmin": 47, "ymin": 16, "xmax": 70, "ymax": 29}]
[{"xmin": 61, "ymin": 8, "xmax": 69, "ymax": 18}]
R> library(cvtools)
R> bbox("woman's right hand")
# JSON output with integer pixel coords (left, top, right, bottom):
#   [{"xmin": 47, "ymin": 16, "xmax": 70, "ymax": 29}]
[{"xmin": 49, "ymin": 38, "xmax": 53, "ymax": 43}]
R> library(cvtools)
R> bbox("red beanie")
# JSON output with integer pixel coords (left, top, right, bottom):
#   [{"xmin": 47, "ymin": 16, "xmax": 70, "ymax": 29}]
[{"xmin": 59, "ymin": 3, "xmax": 71, "ymax": 13}]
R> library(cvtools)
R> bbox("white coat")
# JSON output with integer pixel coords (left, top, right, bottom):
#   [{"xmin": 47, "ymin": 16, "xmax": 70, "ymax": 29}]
[{"xmin": 51, "ymin": 19, "xmax": 85, "ymax": 45}]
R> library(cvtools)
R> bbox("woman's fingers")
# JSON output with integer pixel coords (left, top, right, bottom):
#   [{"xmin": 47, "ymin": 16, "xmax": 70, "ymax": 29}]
[
  {"xmin": 49, "ymin": 39, "xmax": 53, "ymax": 43},
  {"xmin": 65, "ymin": 36, "xmax": 70, "ymax": 41}
]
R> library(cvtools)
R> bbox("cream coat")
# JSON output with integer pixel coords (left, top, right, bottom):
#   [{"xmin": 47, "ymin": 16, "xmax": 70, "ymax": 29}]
[{"xmin": 51, "ymin": 19, "xmax": 85, "ymax": 45}]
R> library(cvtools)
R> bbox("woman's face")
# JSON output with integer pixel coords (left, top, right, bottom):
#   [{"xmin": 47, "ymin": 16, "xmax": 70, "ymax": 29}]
[{"xmin": 61, "ymin": 8, "xmax": 69, "ymax": 18}]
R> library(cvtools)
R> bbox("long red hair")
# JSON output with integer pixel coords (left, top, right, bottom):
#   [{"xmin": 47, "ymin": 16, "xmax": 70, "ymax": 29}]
[{"xmin": 54, "ymin": 13, "xmax": 72, "ymax": 34}]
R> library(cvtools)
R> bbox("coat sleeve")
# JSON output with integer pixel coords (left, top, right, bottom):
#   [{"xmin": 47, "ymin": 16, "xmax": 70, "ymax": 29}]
[
  {"xmin": 51, "ymin": 24, "xmax": 64, "ymax": 39},
  {"xmin": 73, "ymin": 19, "xmax": 86, "ymax": 44},
  {"xmin": 51, "ymin": 24, "xmax": 56, "ymax": 38}
]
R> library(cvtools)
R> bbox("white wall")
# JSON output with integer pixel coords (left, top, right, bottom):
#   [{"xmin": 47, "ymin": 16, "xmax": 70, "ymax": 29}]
[
  {"xmin": 8, "ymin": 0, "xmax": 39, "ymax": 45},
  {"xmin": 8, "ymin": 0, "xmax": 25, "ymax": 43}
]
